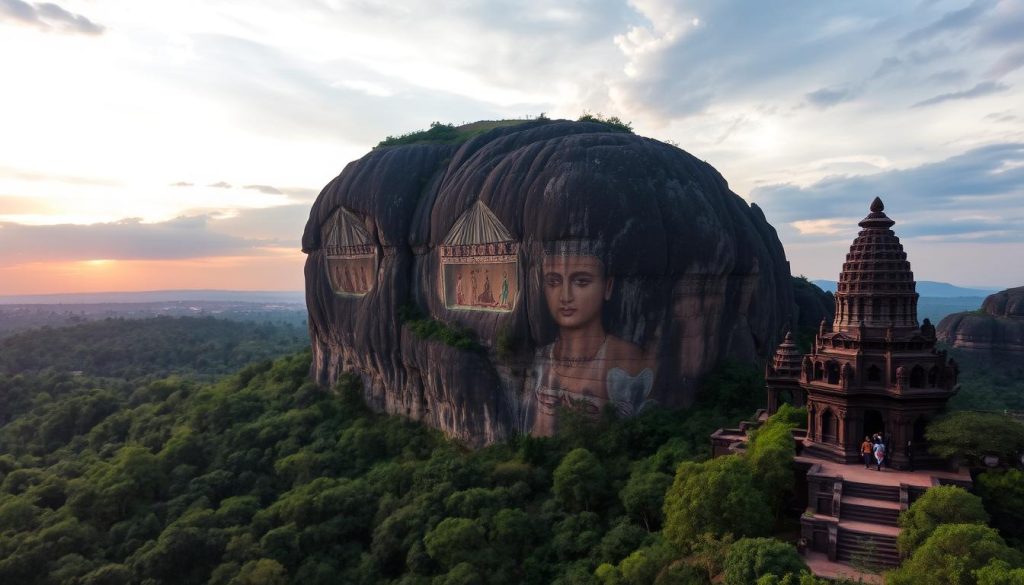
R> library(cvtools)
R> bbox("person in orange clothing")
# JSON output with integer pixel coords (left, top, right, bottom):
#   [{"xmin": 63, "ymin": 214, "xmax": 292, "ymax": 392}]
[{"xmin": 861, "ymin": 436, "xmax": 874, "ymax": 469}]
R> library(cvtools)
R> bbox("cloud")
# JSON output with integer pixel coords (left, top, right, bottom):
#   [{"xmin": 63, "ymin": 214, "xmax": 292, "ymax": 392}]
[
  {"xmin": 0, "ymin": 0, "xmax": 103, "ymax": 35},
  {"xmin": 0, "ymin": 216, "xmax": 264, "ymax": 266},
  {"xmin": 208, "ymin": 181, "xmax": 232, "ymax": 188},
  {"xmin": 805, "ymin": 86, "xmax": 858, "ymax": 108},
  {"xmin": 0, "ymin": 195, "xmax": 53, "ymax": 215},
  {"xmin": 752, "ymin": 142, "xmax": 1024, "ymax": 242},
  {"xmin": 211, "ymin": 204, "xmax": 309, "ymax": 244},
  {"xmin": 898, "ymin": 0, "xmax": 995, "ymax": 45},
  {"xmin": 987, "ymin": 48, "xmax": 1024, "ymax": 78},
  {"xmin": 170, "ymin": 181, "xmax": 193, "ymax": 187},
  {"xmin": 243, "ymin": 184, "xmax": 283, "ymax": 195},
  {"xmin": 911, "ymin": 81, "xmax": 1009, "ymax": 107}
]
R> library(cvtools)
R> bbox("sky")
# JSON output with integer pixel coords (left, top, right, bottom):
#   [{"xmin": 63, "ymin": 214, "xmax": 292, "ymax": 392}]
[{"xmin": 1, "ymin": 0, "xmax": 1022, "ymax": 294}]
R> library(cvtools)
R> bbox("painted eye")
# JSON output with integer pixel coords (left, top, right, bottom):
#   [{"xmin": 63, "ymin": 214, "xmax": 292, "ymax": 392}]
[
  {"xmin": 573, "ymin": 277, "xmax": 592, "ymax": 287},
  {"xmin": 545, "ymin": 275, "xmax": 562, "ymax": 287}
]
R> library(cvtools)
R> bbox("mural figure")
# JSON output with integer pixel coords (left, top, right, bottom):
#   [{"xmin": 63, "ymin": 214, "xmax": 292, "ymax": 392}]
[
  {"xmin": 479, "ymin": 272, "xmax": 495, "ymax": 305},
  {"xmin": 456, "ymin": 274, "xmax": 465, "ymax": 305},
  {"xmin": 531, "ymin": 240, "xmax": 654, "ymax": 435},
  {"xmin": 500, "ymin": 272, "xmax": 510, "ymax": 308}
]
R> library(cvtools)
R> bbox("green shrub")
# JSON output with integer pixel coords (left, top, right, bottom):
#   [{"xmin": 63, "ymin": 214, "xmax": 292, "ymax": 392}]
[
  {"xmin": 721, "ymin": 538, "xmax": 807, "ymax": 585},
  {"xmin": 897, "ymin": 485, "xmax": 989, "ymax": 555}
]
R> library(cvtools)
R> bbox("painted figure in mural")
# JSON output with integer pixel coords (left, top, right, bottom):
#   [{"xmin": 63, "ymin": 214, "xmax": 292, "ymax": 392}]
[
  {"xmin": 500, "ymin": 272, "xmax": 510, "ymax": 307},
  {"xmin": 456, "ymin": 273, "xmax": 465, "ymax": 305},
  {"xmin": 359, "ymin": 266, "xmax": 369, "ymax": 292},
  {"xmin": 478, "ymin": 271, "xmax": 495, "ymax": 305},
  {"xmin": 344, "ymin": 267, "xmax": 355, "ymax": 292},
  {"xmin": 531, "ymin": 240, "xmax": 654, "ymax": 436},
  {"xmin": 470, "ymin": 271, "xmax": 479, "ymax": 306}
]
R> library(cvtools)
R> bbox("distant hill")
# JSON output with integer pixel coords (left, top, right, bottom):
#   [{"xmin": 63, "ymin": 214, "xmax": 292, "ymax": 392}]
[
  {"xmin": 0, "ymin": 289, "xmax": 305, "ymax": 304},
  {"xmin": 811, "ymin": 280, "xmax": 997, "ymax": 298}
]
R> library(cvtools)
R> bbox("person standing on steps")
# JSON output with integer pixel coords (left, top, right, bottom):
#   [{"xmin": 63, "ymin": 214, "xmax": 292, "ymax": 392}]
[
  {"xmin": 861, "ymin": 436, "xmax": 874, "ymax": 469},
  {"xmin": 874, "ymin": 439, "xmax": 886, "ymax": 471}
]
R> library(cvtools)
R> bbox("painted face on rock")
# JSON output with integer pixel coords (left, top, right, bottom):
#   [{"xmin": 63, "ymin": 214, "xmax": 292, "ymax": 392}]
[{"xmin": 542, "ymin": 255, "xmax": 613, "ymax": 331}]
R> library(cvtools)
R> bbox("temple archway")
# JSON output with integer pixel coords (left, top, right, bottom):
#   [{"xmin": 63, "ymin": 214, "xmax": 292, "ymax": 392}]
[
  {"xmin": 867, "ymin": 364, "xmax": 881, "ymax": 383},
  {"xmin": 910, "ymin": 365, "xmax": 926, "ymax": 388},
  {"xmin": 821, "ymin": 409, "xmax": 837, "ymax": 444},
  {"xmin": 826, "ymin": 361, "xmax": 840, "ymax": 385},
  {"xmin": 862, "ymin": 409, "xmax": 884, "ymax": 440}
]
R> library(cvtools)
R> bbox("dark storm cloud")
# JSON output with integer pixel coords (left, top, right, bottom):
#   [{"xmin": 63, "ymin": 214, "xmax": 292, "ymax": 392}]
[
  {"xmin": 753, "ymin": 143, "xmax": 1024, "ymax": 242},
  {"xmin": 0, "ymin": 0, "xmax": 104, "ymax": 34},
  {"xmin": 0, "ymin": 216, "xmax": 262, "ymax": 266},
  {"xmin": 911, "ymin": 81, "xmax": 1009, "ymax": 107}
]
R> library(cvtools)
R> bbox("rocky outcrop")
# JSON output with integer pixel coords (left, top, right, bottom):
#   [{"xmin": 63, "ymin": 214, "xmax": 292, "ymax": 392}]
[
  {"xmin": 937, "ymin": 286, "xmax": 1024, "ymax": 354},
  {"xmin": 302, "ymin": 120, "xmax": 796, "ymax": 446},
  {"xmin": 791, "ymin": 277, "xmax": 834, "ymax": 332}
]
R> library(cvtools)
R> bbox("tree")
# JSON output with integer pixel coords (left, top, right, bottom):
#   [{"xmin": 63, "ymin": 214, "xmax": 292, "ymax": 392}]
[
  {"xmin": 886, "ymin": 524, "xmax": 1024, "ymax": 585},
  {"xmin": 721, "ymin": 538, "xmax": 807, "ymax": 585},
  {"xmin": 663, "ymin": 456, "xmax": 772, "ymax": 548},
  {"xmin": 975, "ymin": 559, "xmax": 1024, "ymax": 585},
  {"xmin": 553, "ymin": 448, "xmax": 609, "ymax": 512},
  {"xmin": 228, "ymin": 559, "xmax": 288, "ymax": 585},
  {"xmin": 423, "ymin": 518, "xmax": 486, "ymax": 569},
  {"xmin": 746, "ymin": 415, "xmax": 797, "ymax": 509},
  {"xmin": 620, "ymin": 471, "xmax": 672, "ymax": 531},
  {"xmin": 897, "ymin": 485, "xmax": 989, "ymax": 555},
  {"xmin": 926, "ymin": 412, "xmax": 1024, "ymax": 467},
  {"xmin": 976, "ymin": 469, "xmax": 1024, "ymax": 543}
]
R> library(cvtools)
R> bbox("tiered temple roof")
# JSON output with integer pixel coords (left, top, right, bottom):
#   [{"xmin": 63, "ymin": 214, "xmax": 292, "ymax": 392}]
[{"xmin": 833, "ymin": 197, "xmax": 918, "ymax": 336}]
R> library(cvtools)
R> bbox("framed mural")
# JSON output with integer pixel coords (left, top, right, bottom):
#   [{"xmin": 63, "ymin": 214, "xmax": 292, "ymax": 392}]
[
  {"xmin": 440, "ymin": 202, "xmax": 519, "ymax": 312},
  {"xmin": 323, "ymin": 207, "xmax": 376, "ymax": 297}
]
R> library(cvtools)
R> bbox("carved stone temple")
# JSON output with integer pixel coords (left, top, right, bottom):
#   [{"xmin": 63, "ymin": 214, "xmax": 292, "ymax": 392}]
[
  {"xmin": 791, "ymin": 197, "xmax": 958, "ymax": 469},
  {"xmin": 713, "ymin": 198, "xmax": 971, "ymax": 578}
]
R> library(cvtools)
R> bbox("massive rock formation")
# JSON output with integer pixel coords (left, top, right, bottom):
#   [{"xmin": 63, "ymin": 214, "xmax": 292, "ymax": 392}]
[
  {"xmin": 302, "ymin": 120, "xmax": 795, "ymax": 446},
  {"xmin": 791, "ymin": 277, "xmax": 835, "ymax": 332},
  {"xmin": 938, "ymin": 286, "xmax": 1024, "ymax": 354}
]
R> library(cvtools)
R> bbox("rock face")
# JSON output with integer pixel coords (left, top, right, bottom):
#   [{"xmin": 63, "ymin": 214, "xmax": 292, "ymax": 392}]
[
  {"xmin": 791, "ymin": 277, "xmax": 835, "ymax": 332},
  {"xmin": 937, "ymin": 286, "xmax": 1024, "ymax": 354},
  {"xmin": 302, "ymin": 120, "xmax": 795, "ymax": 446}
]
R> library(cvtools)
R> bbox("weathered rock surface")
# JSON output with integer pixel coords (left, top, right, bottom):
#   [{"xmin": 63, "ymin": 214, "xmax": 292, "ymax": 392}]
[
  {"xmin": 302, "ymin": 120, "xmax": 796, "ymax": 446},
  {"xmin": 937, "ymin": 286, "xmax": 1024, "ymax": 354},
  {"xmin": 791, "ymin": 277, "xmax": 835, "ymax": 332}
]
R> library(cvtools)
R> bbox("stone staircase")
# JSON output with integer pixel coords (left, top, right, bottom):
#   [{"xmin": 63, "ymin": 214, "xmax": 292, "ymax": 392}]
[{"xmin": 835, "ymin": 480, "xmax": 902, "ymax": 568}]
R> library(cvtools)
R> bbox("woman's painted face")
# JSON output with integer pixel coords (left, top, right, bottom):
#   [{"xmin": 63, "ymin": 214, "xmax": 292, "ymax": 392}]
[{"xmin": 542, "ymin": 255, "xmax": 612, "ymax": 330}]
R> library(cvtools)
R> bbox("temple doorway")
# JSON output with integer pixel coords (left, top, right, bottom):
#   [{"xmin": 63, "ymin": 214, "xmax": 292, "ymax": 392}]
[
  {"xmin": 821, "ymin": 409, "xmax": 837, "ymax": 444},
  {"xmin": 862, "ymin": 409, "xmax": 884, "ymax": 440}
]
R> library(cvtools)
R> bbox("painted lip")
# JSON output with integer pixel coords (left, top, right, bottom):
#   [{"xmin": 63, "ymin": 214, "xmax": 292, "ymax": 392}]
[{"xmin": 558, "ymin": 308, "xmax": 576, "ymax": 317}]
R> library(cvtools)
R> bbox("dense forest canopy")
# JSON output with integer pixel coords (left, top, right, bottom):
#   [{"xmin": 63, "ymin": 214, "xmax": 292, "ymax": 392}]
[{"xmin": 0, "ymin": 318, "xmax": 1022, "ymax": 584}]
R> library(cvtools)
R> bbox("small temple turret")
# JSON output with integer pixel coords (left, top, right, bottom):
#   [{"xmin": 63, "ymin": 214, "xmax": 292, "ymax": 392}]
[{"xmin": 766, "ymin": 331, "xmax": 805, "ymax": 414}]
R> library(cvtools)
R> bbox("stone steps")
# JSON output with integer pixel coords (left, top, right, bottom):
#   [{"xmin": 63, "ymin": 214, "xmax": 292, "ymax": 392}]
[
  {"xmin": 843, "ymin": 480, "xmax": 900, "ymax": 502},
  {"xmin": 840, "ymin": 499, "xmax": 900, "ymax": 527},
  {"xmin": 836, "ymin": 527, "xmax": 900, "ymax": 568}
]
